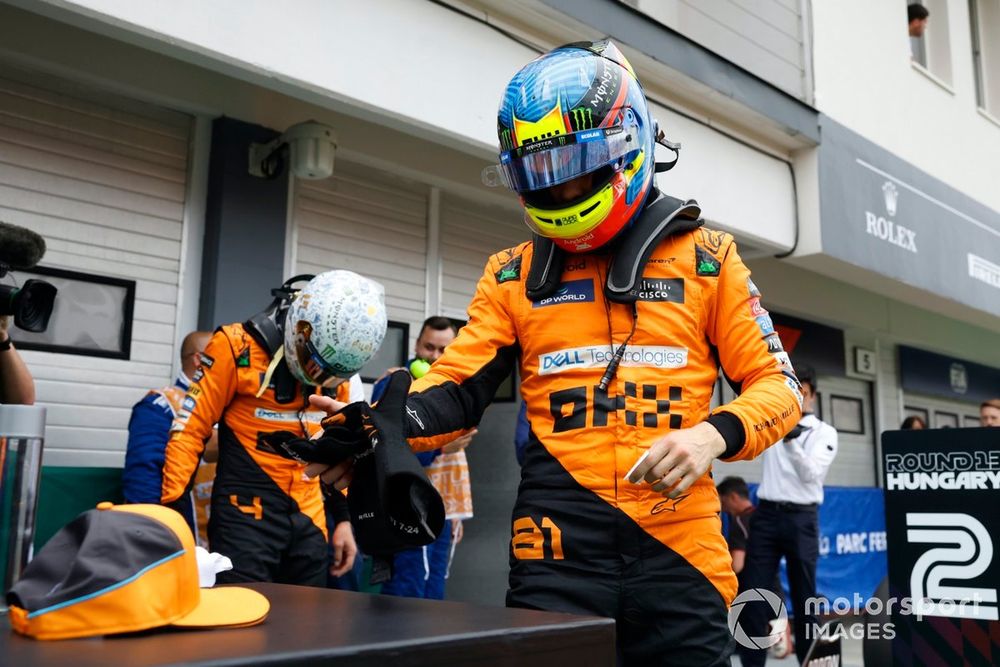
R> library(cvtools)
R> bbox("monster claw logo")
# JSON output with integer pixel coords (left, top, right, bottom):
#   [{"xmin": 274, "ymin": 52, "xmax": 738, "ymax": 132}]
[
  {"xmin": 499, "ymin": 128, "xmax": 514, "ymax": 152},
  {"xmin": 569, "ymin": 107, "xmax": 594, "ymax": 131}
]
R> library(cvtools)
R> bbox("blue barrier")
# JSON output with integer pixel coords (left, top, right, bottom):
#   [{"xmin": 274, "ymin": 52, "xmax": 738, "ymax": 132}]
[{"xmin": 724, "ymin": 485, "xmax": 887, "ymax": 610}]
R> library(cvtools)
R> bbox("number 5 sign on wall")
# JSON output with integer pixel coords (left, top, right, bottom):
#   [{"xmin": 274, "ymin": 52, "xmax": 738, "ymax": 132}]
[{"xmin": 882, "ymin": 429, "xmax": 1000, "ymax": 664}]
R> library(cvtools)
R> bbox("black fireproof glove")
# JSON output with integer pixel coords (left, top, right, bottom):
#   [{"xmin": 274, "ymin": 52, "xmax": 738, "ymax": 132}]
[
  {"xmin": 258, "ymin": 371, "xmax": 445, "ymax": 558},
  {"xmin": 256, "ymin": 400, "xmax": 376, "ymax": 467},
  {"xmin": 346, "ymin": 370, "xmax": 445, "ymax": 556}
]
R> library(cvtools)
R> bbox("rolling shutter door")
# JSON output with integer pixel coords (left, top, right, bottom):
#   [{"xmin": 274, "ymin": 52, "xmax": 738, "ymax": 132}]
[
  {"xmin": 293, "ymin": 162, "xmax": 428, "ymax": 349},
  {"xmin": 440, "ymin": 194, "xmax": 526, "ymax": 318},
  {"xmin": 0, "ymin": 65, "xmax": 192, "ymax": 467}
]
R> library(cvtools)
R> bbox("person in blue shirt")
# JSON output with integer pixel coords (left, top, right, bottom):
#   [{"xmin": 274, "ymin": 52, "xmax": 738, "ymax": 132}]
[
  {"xmin": 372, "ymin": 316, "xmax": 475, "ymax": 599},
  {"xmin": 123, "ymin": 330, "xmax": 213, "ymax": 537},
  {"xmin": 514, "ymin": 401, "xmax": 529, "ymax": 466}
]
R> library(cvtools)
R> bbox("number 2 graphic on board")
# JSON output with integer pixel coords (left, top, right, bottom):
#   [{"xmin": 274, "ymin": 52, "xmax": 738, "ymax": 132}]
[{"xmin": 906, "ymin": 512, "xmax": 999, "ymax": 620}]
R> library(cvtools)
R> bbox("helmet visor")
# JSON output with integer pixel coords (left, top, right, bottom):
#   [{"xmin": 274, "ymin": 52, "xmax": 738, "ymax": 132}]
[
  {"xmin": 498, "ymin": 125, "xmax": 635, "ymax": 194},
  {"xmin": 292, "ymin": 338, "xmax": 355, "ymax": 386}
]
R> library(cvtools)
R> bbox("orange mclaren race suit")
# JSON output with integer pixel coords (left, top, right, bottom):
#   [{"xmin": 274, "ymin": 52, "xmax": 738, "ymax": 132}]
[
  {"xmin": 402, "ymin": 224, "xmax": 802, "ymax": 665},
  {"xmin": 161, "ymin": 323, "xmax": 352, "ymax": 585}
]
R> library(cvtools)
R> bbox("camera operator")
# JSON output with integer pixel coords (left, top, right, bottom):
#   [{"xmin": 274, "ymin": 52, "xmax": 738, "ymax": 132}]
[
  {"xmin": 0, "ymin": 314, "xmax": 34, "ymax": 405},
  {"xmin": 0, "ymin": 221, "xmax": 55, "ymax": 406}
]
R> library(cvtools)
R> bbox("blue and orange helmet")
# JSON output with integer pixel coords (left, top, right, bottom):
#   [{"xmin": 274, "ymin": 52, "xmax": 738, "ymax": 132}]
[{"xmin": 496, "ymin": 40, "xmax": 657, "ymax": 253}]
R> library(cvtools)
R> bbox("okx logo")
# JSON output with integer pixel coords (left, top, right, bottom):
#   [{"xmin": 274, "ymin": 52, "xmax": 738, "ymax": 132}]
[{"xmin": 729, "ymin": 588, "xmax": 788, "ymax": 650}]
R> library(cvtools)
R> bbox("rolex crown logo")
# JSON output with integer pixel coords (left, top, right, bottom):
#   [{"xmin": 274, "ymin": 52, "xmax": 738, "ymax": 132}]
[{"xmin": 882, "ymin": 181, "xmax": 898, "ymax": 217}]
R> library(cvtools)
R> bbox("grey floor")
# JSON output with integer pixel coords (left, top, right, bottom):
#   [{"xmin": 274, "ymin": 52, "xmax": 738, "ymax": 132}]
[{"xmin": 731, "ymin": 634, "xmax": 865, "ymax": 666}]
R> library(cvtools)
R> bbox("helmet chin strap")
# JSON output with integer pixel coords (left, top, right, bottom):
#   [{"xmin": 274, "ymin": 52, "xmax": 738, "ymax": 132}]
[
  {"xmin": 653, "ymin": 122, "xmax": 681, "ymax": 173},
  {"xmin": 256, "ymin": 346, "xmax": 285, "ymax": 398}
]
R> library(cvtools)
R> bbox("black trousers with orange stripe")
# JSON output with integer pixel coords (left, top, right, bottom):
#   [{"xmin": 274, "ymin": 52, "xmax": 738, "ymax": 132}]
[
  {"xmin": 507, "ymin": 519, "xmax": 734, "ymax": 666},
  {"xmin": 210, "ymin": 488, "xmax": 328, "ymax": 586},
  {"xmin": 509, "ymin": 438, "xmax": 734, "ymax": 666}
]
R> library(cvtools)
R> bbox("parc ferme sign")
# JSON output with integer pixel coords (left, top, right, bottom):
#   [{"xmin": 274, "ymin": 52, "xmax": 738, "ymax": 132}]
[{"xmin": 882, "ymin": 429, "xmax": 1000, "ymax": 665}]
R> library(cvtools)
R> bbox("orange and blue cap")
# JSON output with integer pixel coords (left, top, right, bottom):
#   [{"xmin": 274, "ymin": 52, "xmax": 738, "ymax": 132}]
[{"xmin": 6, "ymin": 502, "xmax": 269, "ymax": 640}]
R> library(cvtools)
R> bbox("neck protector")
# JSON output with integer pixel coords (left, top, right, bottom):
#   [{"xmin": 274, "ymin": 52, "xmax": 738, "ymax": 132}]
[{"xmin": 526, "ymin": 193, "xmax": 703, "ymax": 303}]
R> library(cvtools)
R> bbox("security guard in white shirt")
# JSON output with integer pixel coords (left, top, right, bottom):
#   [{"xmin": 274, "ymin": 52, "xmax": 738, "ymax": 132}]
[{"xmin": 738, "ymin": 364, "xmax": 838, "ymax": 667}]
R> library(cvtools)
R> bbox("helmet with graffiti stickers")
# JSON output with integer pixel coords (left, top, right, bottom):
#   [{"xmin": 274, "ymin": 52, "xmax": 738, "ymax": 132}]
[{"xmin": 283, "ymin": 270, "xmax": 387, "ymax": 386}]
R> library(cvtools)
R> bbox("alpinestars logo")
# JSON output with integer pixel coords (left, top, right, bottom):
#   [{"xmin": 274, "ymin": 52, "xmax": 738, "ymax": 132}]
[{"xmin": 406, "ymin": 406, "xmax": 425, "ymax": 430}]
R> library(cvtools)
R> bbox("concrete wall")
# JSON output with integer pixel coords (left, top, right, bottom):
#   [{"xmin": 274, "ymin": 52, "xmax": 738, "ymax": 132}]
[
  {"xmin": 628, "ymin": 0, "xmax": 811, "ymax": 101},
  {"xmin": 811, "ymin": 0, "xmax": 1000, "ymax": 217},
  {"xmin": 13, "ymin": 0, "xmax": 800, "ymax": 250}
]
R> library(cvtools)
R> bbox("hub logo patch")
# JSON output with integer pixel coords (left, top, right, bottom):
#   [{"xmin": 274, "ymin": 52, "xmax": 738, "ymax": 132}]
[
  {"xmin": 538, "ymin": 345, "xmax": 689, "ymax": 375},
  {"xmin": 630, "ymin": 277, "xmax": 684, "ymax": 303},
  {"xmin": 532, "ymin": 279, "xmax": 595, "ymax": 308}
]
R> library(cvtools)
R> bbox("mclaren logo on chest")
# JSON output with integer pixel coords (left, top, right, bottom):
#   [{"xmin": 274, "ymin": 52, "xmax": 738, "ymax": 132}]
[
  {"xmin": 532, "ymin": 279, "xmax": 595, "ymax": 308},
  {"xmin": 630, "ymin": 277, "xmax": 684, "ymax": 303}
]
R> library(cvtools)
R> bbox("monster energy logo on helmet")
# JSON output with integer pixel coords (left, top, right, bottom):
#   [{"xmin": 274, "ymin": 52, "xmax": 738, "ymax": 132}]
[
  {"xmin": 499, "ymin": 127, "xmax": 514, "ymax": 152},
  {"xmin": 569, "ymin": 107, "xmax": 594, "ymax": 131},
  {"xmin": 578, "ymin": 55, "xmax": 622, "ymax": 121}
]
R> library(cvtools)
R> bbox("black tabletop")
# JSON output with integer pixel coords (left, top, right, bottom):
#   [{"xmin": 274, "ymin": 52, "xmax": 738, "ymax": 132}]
[{"xmin": 2, "ymin": 582, "xmax": 616, "ymax": 666}]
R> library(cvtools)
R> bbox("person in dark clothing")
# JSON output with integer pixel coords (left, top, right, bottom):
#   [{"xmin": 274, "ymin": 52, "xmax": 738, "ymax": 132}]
[
  {"xmin": 908, "ymin": 3, "xmax": 929, "ymax": 37},
  {"xmin": 373, "ymin": 316, "xmax": 474, "ymax": 599},
  {"xmin": 738, "ymin": 364, "xmax": 837, "ymax": 666},
  {"xmin": 717, "ymin": 476, "xmax": 754, "ymax": 589}
]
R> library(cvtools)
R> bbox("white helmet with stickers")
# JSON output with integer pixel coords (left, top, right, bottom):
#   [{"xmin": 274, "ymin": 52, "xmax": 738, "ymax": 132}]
[{"xmin": 283, "ymin": 270, "xmax": 387, "ymax": 386}]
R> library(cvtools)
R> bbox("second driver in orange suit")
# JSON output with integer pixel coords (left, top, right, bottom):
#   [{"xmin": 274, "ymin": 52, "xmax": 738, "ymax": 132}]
[
  {"xmin": 311, "ymin": 41, "xmax": 801, "ymax": 664},
  {"xmin": 161, "ymin": 271, "xmax": 387, "ymax": 585}
]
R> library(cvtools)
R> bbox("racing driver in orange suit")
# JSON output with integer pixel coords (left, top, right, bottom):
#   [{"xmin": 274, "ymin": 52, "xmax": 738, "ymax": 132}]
[
  {"xmin": 161, "ymin": 271, "xmax": 387, "ymax": 585},
  {"xmin": 310, "ymin": 41, "xmax": 802, "ymax": 664}
]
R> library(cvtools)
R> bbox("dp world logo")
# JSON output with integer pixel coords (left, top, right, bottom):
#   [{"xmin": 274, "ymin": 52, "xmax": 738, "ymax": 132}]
[
  {"xmin": 882, "ymin": 181, "xmax": 899, "ymax": 217},
  {"xmin": 728, "ymin": 588, "xmax": 788, "ymax": 649}
]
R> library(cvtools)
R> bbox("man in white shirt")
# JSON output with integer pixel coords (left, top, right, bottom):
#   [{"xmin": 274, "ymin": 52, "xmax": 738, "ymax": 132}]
[{"xmin": 738, "ymin": 364, "xmax": 838, "ymax": 667}]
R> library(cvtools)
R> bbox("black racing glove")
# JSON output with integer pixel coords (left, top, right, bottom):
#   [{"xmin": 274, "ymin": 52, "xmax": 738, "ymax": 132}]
[
  {"xmin": 257, "ymin": 418, "xmax": 372, "ymax": 467},
  {"xmin": 258, "ymin": 370, "xmax": 444, "ymax": 558},
  {"xmin": 256, "ymin": 392, "xmax": 379, "ymax": 466},
  {"xmin": 347, "ymin": 370, "xmax": 445, "ymax": 557}
]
